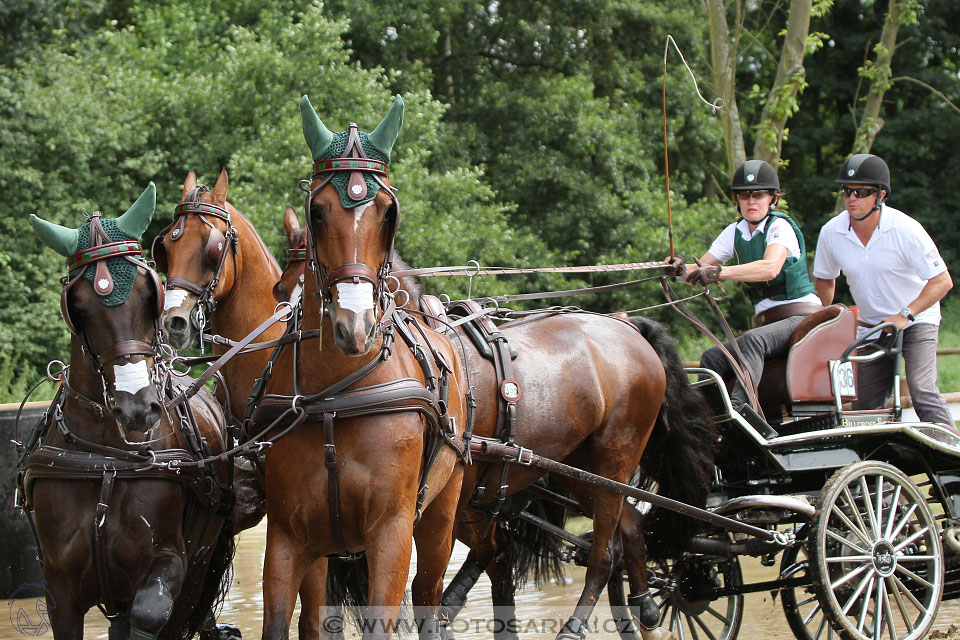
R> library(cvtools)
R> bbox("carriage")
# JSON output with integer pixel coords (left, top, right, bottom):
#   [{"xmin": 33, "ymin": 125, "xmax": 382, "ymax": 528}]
[{"xmin": 15, "ymin": 97, "xmax": 960, "ymax": 640}]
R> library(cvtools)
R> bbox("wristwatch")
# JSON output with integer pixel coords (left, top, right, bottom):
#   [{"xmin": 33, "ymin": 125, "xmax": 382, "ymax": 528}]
[{"xmin": 899, "ymin": 306, "xmax": 916, "ymax": 321}]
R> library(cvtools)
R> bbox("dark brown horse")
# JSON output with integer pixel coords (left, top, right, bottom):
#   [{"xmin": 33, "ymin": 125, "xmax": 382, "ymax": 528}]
[
  {"xmin": 154, "ymin": 171, "xmax": 331, "ymax": 638},
  {"xmin": 439, "ymin": 311, "xmax": 714, "ymax": 640},
  {"xmin": 247, "ymin": 95, "xmax": 469, "ymax": 639},
  {"xmin": 22, "ymin": 184, "xmax": 234, "ymax": 640}
]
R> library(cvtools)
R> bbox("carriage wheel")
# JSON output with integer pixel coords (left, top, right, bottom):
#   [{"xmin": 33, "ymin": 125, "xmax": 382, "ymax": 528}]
[
  {"xmin": 808, "ymin": 461, "xmax": 943, "ymax": 640},
  {"xmin": 608, "ymin": 551, "xmax": 744, "ymax": 640},
  {"xmin": 780, "ymin": 530, "xmax": 835, "ymax": 640}
]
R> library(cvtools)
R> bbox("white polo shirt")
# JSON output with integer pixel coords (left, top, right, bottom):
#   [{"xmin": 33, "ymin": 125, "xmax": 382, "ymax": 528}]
[
  {"xmin": 812, "ymin": 205, "xmax": 947, "ymax": 336},
  {"xmin": 707, "ymin": 216, "xmax": 821, "ymax": 314}
]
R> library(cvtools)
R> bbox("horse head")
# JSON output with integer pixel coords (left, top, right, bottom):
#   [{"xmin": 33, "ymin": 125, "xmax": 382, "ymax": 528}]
[
  {"xmin": 299, "ymin": 94, "xmax": 403, "ymax": 355},
  {"xmin": 31, "ymin": 183, "xmax": 166, "ymax": 433},
  {"xmin": 155, "ymin": 168, "xmax": 239, "ymax": 349},
  {"xmin": 273, "ymin": 205, "xmax": 308, "ymax": 306}
]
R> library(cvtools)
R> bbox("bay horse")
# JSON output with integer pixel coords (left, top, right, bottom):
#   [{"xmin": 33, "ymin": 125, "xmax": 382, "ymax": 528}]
[
  {"xmin": 270, "ymin": 103, "xmax": 715, "ymax": 638},
  {"xmin": 21, "ymin": 183, "xmax": 235, "ymax": 640},
  {"xmin": 246, "ymin": 95, "xmax": 469, "ymax": 639},
  {"xmin": 154, "ymin": 170, "xmax": 331, "ymax": 638}
]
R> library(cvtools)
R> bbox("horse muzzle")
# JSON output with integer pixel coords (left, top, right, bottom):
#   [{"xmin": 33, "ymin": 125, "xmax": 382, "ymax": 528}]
[{"xmin": 331, "ymin": 307, "xmax": 378, "ymax": 355}]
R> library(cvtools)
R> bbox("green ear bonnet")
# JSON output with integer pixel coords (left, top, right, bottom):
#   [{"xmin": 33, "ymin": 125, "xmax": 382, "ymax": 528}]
[
  {"xmin": 30, "ymin": 183, "xmax": 156, "ymax": 306},
  {"xmin": 301, "ymin": 95, "xmax": 403, "ymax": 209}
]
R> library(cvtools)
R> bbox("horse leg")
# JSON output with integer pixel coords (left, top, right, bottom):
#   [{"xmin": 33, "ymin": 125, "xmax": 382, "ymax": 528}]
[
  {"xmin": 617, "ymin": 505, "xmax": 674, "ymax": 640},
  {"xmin": 297, "ymin": 558, "xmax": 331, "ymax": 640},
  {"xmin": 108, "ymin": 614, "xmax": 130, "ymax": 640},
  {"xmin": 129, "ymin": 554, "xmax": 185, "ymax": 639},
  {"xmin": 262, "ymin": 524, "xmax": 309, "ymax": 640},
  {"xmin": 411, "ymin": 478, "xmax": 462, "ymax": 640},
  {"xmin": 557, "ymin": 479, "xmax": 626, "ymax": 640},
  {"xmin": 364, "ymin": 515, "xmax": 416, "ymax": 640},
  {"xmin": 45, "ymin": 579, "xmax": 86, "ymax": 640}
]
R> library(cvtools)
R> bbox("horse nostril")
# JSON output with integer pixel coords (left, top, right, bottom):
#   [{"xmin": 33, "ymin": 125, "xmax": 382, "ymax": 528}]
[
  {"xmin": 166, "ymin": 315, "xmax": 188, "ymax": 334},
  {"xmin": 335, "ymin": 321, "xmax": 351, "ymax": 344}
]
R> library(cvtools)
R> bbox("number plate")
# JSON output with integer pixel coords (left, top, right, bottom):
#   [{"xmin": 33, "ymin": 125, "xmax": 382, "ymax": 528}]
[{"xmin": 831, "ymin": 361, "xmax": 856, "ymax": 397}]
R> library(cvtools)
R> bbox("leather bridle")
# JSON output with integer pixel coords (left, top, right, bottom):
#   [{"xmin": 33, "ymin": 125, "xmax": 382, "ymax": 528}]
[
  {"xmin": 61, "ymin": 212, "xmax": 165, "ymax": 414},
  {"xmin": 152, "ymin": 192, "xmax": 238, "ymax": 331},
  {"xmin": 303, "ymin": 122, "xmax": 400, "ymax": 319}
]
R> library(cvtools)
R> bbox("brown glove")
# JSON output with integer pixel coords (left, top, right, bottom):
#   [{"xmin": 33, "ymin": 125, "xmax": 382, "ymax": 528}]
[
  {"xmin": 662, "ymin": 256, "xmax": 686, "ymax": 278},
  {"xmin": 686, "ymin": 262, "xmax": 722, "ymax": 286}
]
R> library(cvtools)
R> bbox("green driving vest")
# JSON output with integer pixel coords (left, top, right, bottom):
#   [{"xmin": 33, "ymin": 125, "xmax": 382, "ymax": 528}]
[{"xmin": 732, "ymin": 211, "xmax": 815, "ymax": 303}]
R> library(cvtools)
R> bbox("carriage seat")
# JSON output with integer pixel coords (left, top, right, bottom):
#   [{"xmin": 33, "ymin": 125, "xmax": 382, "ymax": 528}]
[
  {"xmin": 757, "ymin": 304, "xmax": 858, "ymax": 416},
  {"xmin": 419, "ymin": 294, "xmax": 449, "ymax": 332}
]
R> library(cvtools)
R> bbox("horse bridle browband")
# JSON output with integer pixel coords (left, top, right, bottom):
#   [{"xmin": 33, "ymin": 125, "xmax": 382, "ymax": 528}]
[
  {"xmin": 303, "ymin": 122, "xmax": 401, "ymax": 313},
  {"xmin": 153, "ymin": 194, "xmax": 238, "ymax": 330}
]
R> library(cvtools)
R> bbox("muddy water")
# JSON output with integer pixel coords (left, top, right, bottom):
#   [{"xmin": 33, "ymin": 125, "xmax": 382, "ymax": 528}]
[{"xmin": 4, "ymin": 520, "xmax": 959, "ymax": 639}]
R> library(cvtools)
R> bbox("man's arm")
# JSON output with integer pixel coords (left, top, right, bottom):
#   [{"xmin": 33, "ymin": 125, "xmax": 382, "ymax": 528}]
[
  {"xmin": 882, "ymin": 270, "xmax": 953, "ymax": 330},
  {"xmin": 814, "ymin": 277, "xmax": 836, "ymax": 306}
]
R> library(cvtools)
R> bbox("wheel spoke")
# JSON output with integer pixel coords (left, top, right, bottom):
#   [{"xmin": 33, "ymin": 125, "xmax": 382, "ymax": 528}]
[
  {"xmin": 826, "ymin": 554, "xmax": 873, "ymax": 563},
  {"xmin": 881, "ymin": 579, "xmax": 898, "ymax": 640},
  {"xmin": 897, "ymin": 554, "xmax": 937, "ymax": 561},
  {"xmin": 830, "ymin": 561, "xmax": 870, "ymax": 591},
  {"xmin": 874, "ymin": 476, "xmax": 886, "ymax": 541},
  {"xmin": 860, "ymin": 476, "xmax": 881, "ymax": 538},
  {"xmin": 890, "ymin": 573, "xmax": 925, "ymax": 614},
  {"xmin": 883, "ymin": 485, "xmax": 903, "ymax": 540},
  {"xmin": 841, "ymin": 567, "xmax": 876, "ymax": 615},
  {"xmin": 803, "ymin": 599, "xmax": 822, "ymax": 625},
  {"xmin": 704, "ymin": 604, "xmax": 730, "ymax": 625},
  {"xmin": 826, "ymin": 527, "xmax": 871, "ymax": 555},
  {"xmin": 887, "ymin": 575, "xmax": 915, "ymax": 633},
  {"xmin": 831, "ymin": 497, "xmax": 874, "ymax": 549},
  {"xmin": 676, "ymin": 609, "xmax": 687, "ymax": 640},
  {"xmin": 889, "ymin": 503, "xmax": 918, "ymax": 542},
  {"xmin": 873, "ymin": 574, "xmax": 885, "ymax": 640},
  {"xmin": 814, "ymin": 614, "xmax": 828, "ymax": 640},
  {"xmin": 893, "ymin": 526, "xmax": 932, "ymax": 554},
  {"xmin": 685, "ymin": 614, "xmax": 701, "ymax": 640},
  {"xmin": 799, "ymin": 594, "xmax": 818, "ymax": 608},
  {"xmin": 693, "ymin": 613, "xmax": 719, "ymax": 640},
  {"xmin": 893, "ymin": 563, "xmax": 934, "ymax": 590},
  {"xmin": 855, "ymin": 574, "xmax": 875, "ymax": 633}
]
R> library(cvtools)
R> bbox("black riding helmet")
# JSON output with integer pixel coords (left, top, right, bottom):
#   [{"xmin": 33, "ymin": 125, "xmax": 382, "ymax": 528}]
[
  {"xmin": 836, "ymin": 153, "xmax": 891, "ymax": 197},
  {"xmin": 731, "ymin": 159, "xmax": 780, "ymax": 192},
  {"xmin": 732, "ymin": 160, "xmax": 780, "ymax": 218}
]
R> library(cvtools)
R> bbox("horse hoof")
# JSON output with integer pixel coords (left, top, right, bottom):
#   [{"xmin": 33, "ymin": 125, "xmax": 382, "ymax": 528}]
[
  {"xmin": 555, "ymin": 617, "xmax": 587, "ymax": 640},
  {"xmin": 217, "ymin": 623, "xmax": 242, "ymax": 640},
  {"xmin": 638, "ymin": 627, "xmax": 674, "ymax": 640}
]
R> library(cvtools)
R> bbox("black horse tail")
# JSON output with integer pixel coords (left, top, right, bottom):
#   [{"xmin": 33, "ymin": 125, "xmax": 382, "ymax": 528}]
[
  {"xmin": 629, "ymin": 316, "xmax": 716, "ymax": 561},
  {"xmin": 497, "ymin": 480, "xmax": 569, "ymax": 588},
  {"xmin": 177, "ymin": 512, "xmax": 237, "ymax": 640},
  {"xmin": 326, "ymin": 555, "xmax": 412, "ymax": 631}
]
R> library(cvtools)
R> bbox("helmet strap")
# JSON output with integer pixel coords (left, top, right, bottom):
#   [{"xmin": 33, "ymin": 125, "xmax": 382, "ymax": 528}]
[{"xmin": 849, "ymin": 191, "xmax": 886, "ymax": 223}]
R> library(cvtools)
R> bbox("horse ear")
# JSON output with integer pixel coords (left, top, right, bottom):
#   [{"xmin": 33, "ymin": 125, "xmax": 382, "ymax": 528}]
[
  {"xmin": 367, "ymin": 95, "xmax": 404, "ymax": 161},
  {"xmin": 300, "ymin": 95, "xmax": 335, "ymax": 160},
  {"xmin": 30, "ymin": 214, "xmax": 79, "ymax": 256},
  {"xmin": 116, "ymin": 182, "xmax": 157, "ymax": 239},
  {"xmin": 181, "ymin": 170, "xmax": 197, "ymax": 204},
  {"xmin": 283, "ymin": 205, "xmax": 301, "ymax": 248},
  {"xmin": 211, "ymin": 167, "xmax": 229, "ymax": 206}
]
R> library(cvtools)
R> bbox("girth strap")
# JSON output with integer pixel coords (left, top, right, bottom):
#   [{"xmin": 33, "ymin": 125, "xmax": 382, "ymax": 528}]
[
  {"xmin": 323, "ymin": 412, "xmax": 347, "ymax": 553},
  {"xmin": 95, "ymin": 470, "xmax": 120, "ymax": 619}
]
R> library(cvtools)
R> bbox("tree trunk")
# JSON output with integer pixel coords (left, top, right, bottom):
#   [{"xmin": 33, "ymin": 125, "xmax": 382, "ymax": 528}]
[
  {"xmin": 705, "ymin": 0, "xmax": 745, "ymax": 176},
  {"xmin": 753, "ymin": 0, "xmax": 814, "ymax": 165},
  {"xmin": 852, "ymin": 0, "xmax": 910, "ymax": 153}
]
